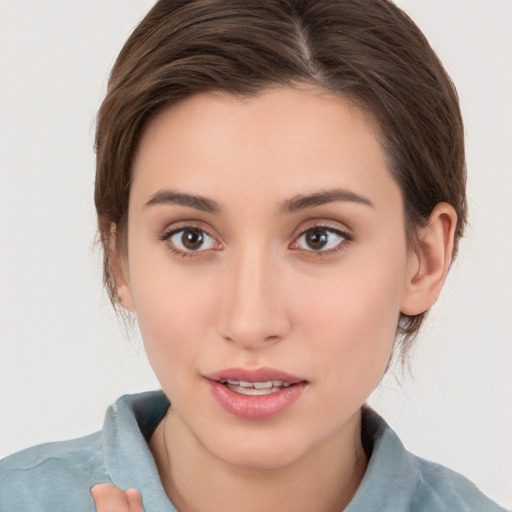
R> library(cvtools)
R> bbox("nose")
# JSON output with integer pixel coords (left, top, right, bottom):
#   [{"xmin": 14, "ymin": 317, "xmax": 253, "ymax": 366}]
[{"xmin": 216, "ymin": 245, "xmax": 291, "ymax": 350}]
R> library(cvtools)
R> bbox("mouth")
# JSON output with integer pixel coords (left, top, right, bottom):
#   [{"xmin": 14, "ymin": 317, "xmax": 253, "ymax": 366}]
[
  {"xmin": 204, "ymin": 367, "xmax": 308, "ymax": 420},
  {"xmin": 205, "ymin": 367, "xmax": 306, "ymax": 394}
]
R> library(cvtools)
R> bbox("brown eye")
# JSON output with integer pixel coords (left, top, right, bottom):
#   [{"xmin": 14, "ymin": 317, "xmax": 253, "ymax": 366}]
[
  {"xmin": 296, "ymin": 227, "xmax": 347, "ymax": 252},
  {"xmin": 166, "ymin": 228, "xmax": 218, "ymax": 253},
  {"xmin": 304, "ymin": 229, "xmax": 329, "ymax": 250},
  {"xmin": 181, "ymin": 229, "xmax": 205, "ymax": 250}
]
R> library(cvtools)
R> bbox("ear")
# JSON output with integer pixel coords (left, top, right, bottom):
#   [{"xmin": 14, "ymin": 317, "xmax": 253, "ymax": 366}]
[
  {"xmin": 400, "ymin": 202, "xmax": 457, "ymax": 316},
  {"xmin": 109, "ymin": 224, "xmax": 136, "ymax": 313}
]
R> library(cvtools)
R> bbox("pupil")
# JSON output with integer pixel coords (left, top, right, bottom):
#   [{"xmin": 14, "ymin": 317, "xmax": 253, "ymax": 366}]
[
  {"xmin": 306, "ymin": 229, "xmax": 328, "ymax": 250},
  {"xmin": 182, "ymin": 229, "xmax": 204, "ymax": 250}
]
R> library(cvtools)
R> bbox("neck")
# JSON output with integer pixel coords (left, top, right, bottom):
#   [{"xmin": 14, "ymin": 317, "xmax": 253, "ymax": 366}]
[{"xmin": 149, "ymin": 408, "xmax": 367, "ymax": 512}]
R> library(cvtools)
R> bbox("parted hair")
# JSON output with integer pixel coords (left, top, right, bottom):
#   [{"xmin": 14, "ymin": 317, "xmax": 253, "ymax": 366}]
[{"xmin": 94, "ymin": 0, "xmax": 466, "ymax": 359}]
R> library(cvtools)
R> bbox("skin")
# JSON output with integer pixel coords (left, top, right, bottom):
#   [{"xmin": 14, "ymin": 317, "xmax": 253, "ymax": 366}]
[
  {"xmin": 91, "ymin": 484, "xmax": 143, "ymax": 512},
  {"xmin": 107, "ymin": 85, "xmax": 456, "ymax": 512}
]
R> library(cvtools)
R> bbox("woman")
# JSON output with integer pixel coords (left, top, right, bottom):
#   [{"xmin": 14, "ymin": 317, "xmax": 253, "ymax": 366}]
[{"xmin": 0, "ymin": 1, "xmax": 508, "ymax": 511}]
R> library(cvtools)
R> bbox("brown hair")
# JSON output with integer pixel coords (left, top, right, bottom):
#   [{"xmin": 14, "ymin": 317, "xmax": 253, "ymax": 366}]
[{"xmin": 94, "ymin": 0, "xmax": 466, "ymax": 358}]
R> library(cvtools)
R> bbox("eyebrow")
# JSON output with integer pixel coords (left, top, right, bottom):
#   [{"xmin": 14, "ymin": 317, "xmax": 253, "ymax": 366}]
[
  {"xmin": 144, "ymin": 187, "xmax": 373, "ymax": 215},
  {"xmin": 145, "ymin": 190, "xmax": 222, "ymax": 214},
  {"xmin": 280, "ymin": 188, "xmax": 374, "ymax": 214}
]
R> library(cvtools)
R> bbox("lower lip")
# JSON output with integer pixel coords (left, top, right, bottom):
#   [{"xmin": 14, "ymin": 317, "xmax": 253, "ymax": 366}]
[{"xmin": 207, "ymin": 380, "xmax": 307, "ymax": 420}]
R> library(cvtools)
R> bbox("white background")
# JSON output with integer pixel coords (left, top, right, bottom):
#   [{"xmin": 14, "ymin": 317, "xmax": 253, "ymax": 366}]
[{"xmin": 0, "ymin": 0, "xmax": 510, "ymax": 508}]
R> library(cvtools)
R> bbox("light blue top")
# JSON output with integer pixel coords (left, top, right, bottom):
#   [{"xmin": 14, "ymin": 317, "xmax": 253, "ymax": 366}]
[{"xmin": 0, "ymin": 391, "xmax": 506, "ymax": 511}]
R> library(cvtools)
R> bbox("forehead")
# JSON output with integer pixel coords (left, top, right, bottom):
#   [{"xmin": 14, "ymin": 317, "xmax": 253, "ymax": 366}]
[{"xmin": 130, "ymin": 86, "xmax": 401, "ymax": 217}]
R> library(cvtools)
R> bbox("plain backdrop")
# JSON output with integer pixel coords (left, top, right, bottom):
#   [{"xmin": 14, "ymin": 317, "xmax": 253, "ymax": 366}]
[{"xmin": 0, "ymin": 0, "xmax": 511, "ymax": 509}]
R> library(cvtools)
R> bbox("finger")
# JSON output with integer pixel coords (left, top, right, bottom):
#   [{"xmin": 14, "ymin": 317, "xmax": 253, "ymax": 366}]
[
  {"xmin": 125, "ymin": 488, "xmax": 144, "ymax": 512},
  {"xmin": 90, "ymin": 483, "xmax": 131, "ymax": 512}
]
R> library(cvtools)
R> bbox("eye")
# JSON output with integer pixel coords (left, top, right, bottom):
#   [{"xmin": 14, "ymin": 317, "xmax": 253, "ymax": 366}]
[
  {"xmin": 163, "ymin": 227, "xmax": 219, "ymax": 254},
  {"xmin": 294, "ymin": 226, "xmax": 350, "ymax": 252}
]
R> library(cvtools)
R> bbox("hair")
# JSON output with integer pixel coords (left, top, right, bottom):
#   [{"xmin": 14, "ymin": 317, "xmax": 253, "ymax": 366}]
[{"xmin": 94, "ymin": 0, "xmax": 467, "ymax": 360}]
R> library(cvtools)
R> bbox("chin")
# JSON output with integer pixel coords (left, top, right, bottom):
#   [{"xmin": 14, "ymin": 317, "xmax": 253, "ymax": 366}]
[
  {"xmin": 220, "ymin": 445, "xmax": 303, "ymax": 471},
  {"xmin": 205, "ymin": 426, "xmax": 313, "ymax": 471}
]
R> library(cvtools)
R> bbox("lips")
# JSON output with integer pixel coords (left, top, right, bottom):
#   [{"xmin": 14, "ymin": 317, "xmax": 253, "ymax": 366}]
[{"xmin": 205, "ymin": 367, "xmax": 308, "ymax": 420}]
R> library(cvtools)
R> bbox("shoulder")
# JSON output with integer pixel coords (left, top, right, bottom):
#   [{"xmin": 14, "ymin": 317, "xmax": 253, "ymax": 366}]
[
  {"xmin": 350, "ymin": 407, "xmax": 507, "ymax": 512},
  {"xmin": 0, "ymin": 391, "xmax": 170, "ymax": 512},
  {"xmin": 410, "ymin": 456, "xmax": 507, "ymax": 512},
  {"xmin": 0, "ymin": 432, "xmax": 106, "ymax": 512}
]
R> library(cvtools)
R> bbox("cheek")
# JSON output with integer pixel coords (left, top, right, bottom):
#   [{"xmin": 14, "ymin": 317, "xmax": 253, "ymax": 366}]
[
  {"xmin": 128, "ymin": 260, "xmax": 219, "ymax": 386},
  {"xmin": 295, "ymin": 258, "xmax": 405, "ymax": 385}
]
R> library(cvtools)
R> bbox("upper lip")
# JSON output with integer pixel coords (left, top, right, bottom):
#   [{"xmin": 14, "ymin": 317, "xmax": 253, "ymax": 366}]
[{"xmin": 204, "ymin": 367, "xmax": 306, "ymax": 384}]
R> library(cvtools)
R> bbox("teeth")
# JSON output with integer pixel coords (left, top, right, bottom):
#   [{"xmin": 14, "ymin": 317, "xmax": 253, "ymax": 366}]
[
  {"xmin": 220, "ymin": 379, "xmax": 294, "ymax": 395},
  {"xmin": 222, "ymin": 379, "xmax": 291, "ymax": 388},
  {"xmin": 253, "ymin": 381, "xmax": 273, "ymax": 389},
  {"xmin": 230, "ymin": 386, "xmax": 277, "ymax": 396}
]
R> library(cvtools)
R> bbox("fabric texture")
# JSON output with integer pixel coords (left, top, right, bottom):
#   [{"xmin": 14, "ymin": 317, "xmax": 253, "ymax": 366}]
[{"xmin": 0, "ymin": 391, "xmax": 506, "ymax": 511}]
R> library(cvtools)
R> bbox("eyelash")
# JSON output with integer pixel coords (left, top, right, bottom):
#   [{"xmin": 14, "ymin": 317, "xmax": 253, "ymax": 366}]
[
  {"xmin": 291, "ymin": 225, "xmax": 353, "ymax": 257},
  {"xmin": 159, "ymin": 225, "xmax": 220, "ymax": 259},
  {"xmin": 159, "ymin": 224, "xmax": 353, "ymax": 259}
]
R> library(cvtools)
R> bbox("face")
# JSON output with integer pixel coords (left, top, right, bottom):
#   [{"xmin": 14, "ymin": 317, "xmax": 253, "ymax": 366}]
[{"xmin": 119, "ymin": 86, "xmax": 417, "ymax": 469}]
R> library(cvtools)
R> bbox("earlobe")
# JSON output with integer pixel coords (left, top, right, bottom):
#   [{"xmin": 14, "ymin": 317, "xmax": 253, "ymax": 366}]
[
  {"xmin": 400, "ymin": 203, "xmax": 457, "ymax": 316},
  {"xmin": 116, "ymin": 278, "xmax": 136, "ymax": 313},
  {"xmin": 109, "ymin": 224, "xmax": 136, "ymax": 313}
]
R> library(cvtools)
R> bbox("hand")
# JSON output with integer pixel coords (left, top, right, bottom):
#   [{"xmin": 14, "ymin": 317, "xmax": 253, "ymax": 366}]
[{"xmin": 91, "ymin": 483, "xmax": 143, "ymax": 512}]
